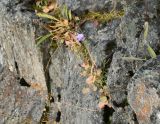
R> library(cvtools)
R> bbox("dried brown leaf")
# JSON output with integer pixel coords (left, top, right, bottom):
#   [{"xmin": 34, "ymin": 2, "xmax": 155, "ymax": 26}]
[
  {"xmin": 31, "ymin": 83, "xmax": 44, "ymax": 91},
  {"xmin": 48, "ymin": 3, "xmax": 57, "ymax": 11},
  {"xmin": 86, "ymin": 75, "xmax": 96, "ymax": 85},
  {"xmin": 43, "ymin": 6, "xmax": 50, "ymax": 13},
  {"xmin": 98, "ymin": 101, "xmax": 108, "ymax": 109},
  {"xmin": 96, "ymin": 69, "xmax": 102, "ymax": 76},
  {"xmin": 81, "ymin": 62, "xmax": 90, "ymax": 70}
]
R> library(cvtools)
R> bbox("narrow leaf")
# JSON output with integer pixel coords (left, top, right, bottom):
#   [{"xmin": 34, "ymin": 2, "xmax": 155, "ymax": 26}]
[
  {"xmin": 144, "ymin": 21, "xmax": 149, "ymax": 41},
  {"xmin": 147, "ymin": 44, "xmax": 157, "ymax": 58},
  {"xmin": 61, "ymin": 5, "xmax": 65, "ymax": 18},
  {"xmin": 37, "ymin": 13, "xmax": 59, "ymax": 21},
  {"xmin": 122, "ymin": 57, "xmax": 146, "ymax": 61},
  {"xmin": 68, "ymin": 9, "xmax": 72, "ymax": 20},
  {"xmin": 65, "ymin": 5, "xmax": 68, "ymax": 19},
  {"xmin": 36, "ymin": 33, "xmax": 52, "ymax": 46}
]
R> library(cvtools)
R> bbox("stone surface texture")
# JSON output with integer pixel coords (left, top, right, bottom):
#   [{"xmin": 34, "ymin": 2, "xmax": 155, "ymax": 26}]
[
  {"xmin": 107, "ymin": 0, "xmax": 160, "ymax": 106},
  {"xmin": 0, "ymin": 0, "xmax": 160, "ymax": 124},
  {"xmin": 48, "ymin": 19, "xmax": 120, "ymax": 124},
  {"xmin": 106, "ymin": 0, "xmax": 160, "ymax": 123},
  {"xmin": 49, "ymin": 46, "xmax": 103, "ymax": 124},
  {"xmin": 0, "ymin": 0, "xmax": 47, "ymax": 123},
  {"xmin": 57, "ymin": 0, "xmax": 113, "ymax": 13},
  {"xmin": 128, "ymin": 58, "xmax": 160, "ymax": 124}
]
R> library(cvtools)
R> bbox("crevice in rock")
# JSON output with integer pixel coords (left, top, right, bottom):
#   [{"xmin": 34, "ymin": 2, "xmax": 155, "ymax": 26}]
[
  {"xmin": 40, "ymin": 105, "xmax": 50, "ymax": 124},
  {"xmin": 135, "ymin": 28, "xmax": 143, "ymax": 38},
  {"xmin": 73, "ymin": 9, "xmax": 89, "ymax": 16},
  {"xmin": 41, "ymin": 42, "xmax": 54, "ymax": 94},
  {"xmin": 14, "ymin": 61, "xmax": 20, "ymax": 75},
  {"xmin": 105, "ymin": 40, "xmax": 117, "ymax": 55},
  {"xmin": 56, "ymin": 111, "xmax": 61, "ymax": 122},
  {"xmin": 14, "ymin": 61, "xmax": 21, "ymax": 80},
  {"xmin": 157, "ymin": 2, "xmax": 160, "ymax": 17},
  {"xmin": 133, "ymin": 112, "xmax": 139, "ymax": 124},
  {"xmin": 20, "ymin": 0, "xmax": 35, "ymax": 12},
  {"xmin": 57, "ymin": 94, "xmax": 61, "ymax": 102},
  {"xmin": 122, "ymin": 37, "xmax": 127, "ymax": 43},
  {"xmin": 103, "ymin": 40, "xmax": 117, "ymax": 72},
  {"xmin": 39, "ymin": 41, "xmax": 58, "ymax": 123},
  {"xmin": 128, "ymin": 71, "xmax": 134, "ymax": 77},
  {"xmin": 50, "ymin": 96, "xmax": 55, "ymax": 103},
  {"xmin": 102, "ymin": 40, "xmax": 117, "ymax": 123},
  {"xmin": 39, "ymin": 50, "xmax": 52, "ymax": 123},
  {"xmin": 103, "ymin": 105, "xmax": 115, "ymax": 124},
  {"xmin": 155, "ymin": 43, "xmax": 160, "ymax": 55},
  {"xmin": 57, "ymin": 87, "xmax": 61, "ymax": 102},
  {"xmin": 6, "ymin": 0, "xmax": 35, "ymax": 13},
  {"xmin": 112, "ymin": 98, "xmax": 129, "ymax": 108},
  {"xmin": 19, "ymin": 78, "xmax": 30, "ymax": 87}
]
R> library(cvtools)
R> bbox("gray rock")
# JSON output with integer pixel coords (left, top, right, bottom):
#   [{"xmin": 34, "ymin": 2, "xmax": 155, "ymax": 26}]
[
  {"xmin": 0, "ymin": 69, "xmax": 45, "ymax": 124},
  {"xmin": 0, "ymin": 0, "xmax": 159, "ymax": 124},
  {"xmin": 128, "ymin": 57, "xmax": 160, "ymax": 124},
  {"xmin": 81, "ymin": 20, "xmax": 119, "ymax": 67},
  {"xmin": 49, "ymin": 46, "xmax": 103, "ymax": 124},
  {"xmin": 0, "ymin": 1, "xmax": 47, "ymax": 123},
  {"xmin": 112, "ymin": 106, "xmax": 138, "ymax": 124},
  {"xmin": 49, "ymin": 18, "xmax": 120, "ymax": 123},
  {"xmin": 57, "ymin": 0, "xmax": 113, "ymax": 14},
  {"xmin": 107, "ymin": 51, "xmax": 133, "ymax": 105},
  {"xmin": 107, "ymin": 0, "xmax": 160, "ymax": 106}
]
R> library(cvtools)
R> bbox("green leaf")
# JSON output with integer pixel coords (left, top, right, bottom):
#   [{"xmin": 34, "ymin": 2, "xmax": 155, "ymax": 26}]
[
  {"xmin": 61, "ymin": 5, "xmax": 65, "ymax": 18},
  {"xmin": 61, "ymin": 5, "xmax": 71, "ymax": 20},
  {"xmin": 36, "ymin": 13, "xmax": 59, "ymax": 21},
  {"xmin": 147, "ymin": 44, "xmax": 157, "ymax": 58},
  {"xmin": 68, "ymin": 9, "xmax": 72, "ymax": 20},
  {"xmin": 61, "ymin": 5, "xmax": 67, "ymax": 19},
  {"xmin": 65, "ymin": 5, "xmax": 68, "ymax": 19},
  {"xmin": 36, "ymin": 33, "xmax": 52, "ymax": 46},
  {"xmin": 144, "ymin": 21, "xmax": 149, "ymax": 41}
]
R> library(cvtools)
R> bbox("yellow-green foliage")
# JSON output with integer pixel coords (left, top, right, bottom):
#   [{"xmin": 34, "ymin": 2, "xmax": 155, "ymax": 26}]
[
  {"xmin": 147, "ymin": 44, "xmax": 157, "ymax": 58},
  {"xmin": 83, "ymin": 10, "xmax": 124, "ymax": 23},
  {"xmin": 36, "ymin": 5, "xmax": 76, "ymax": 46},
  {"xmin": 143, "ymin": 21, "xmax": 157, "ymax": 58}
]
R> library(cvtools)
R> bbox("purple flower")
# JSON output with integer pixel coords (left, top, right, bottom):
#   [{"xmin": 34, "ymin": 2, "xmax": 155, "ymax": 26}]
[{"xmin": 76, "ymin": 33, "xmax": 85, "ymax": 42}]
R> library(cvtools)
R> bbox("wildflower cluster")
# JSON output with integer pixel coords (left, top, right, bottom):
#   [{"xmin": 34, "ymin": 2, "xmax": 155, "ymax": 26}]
[{"xmin": 35, "ymin": 1, "xmax": 84, "ymax": 51}]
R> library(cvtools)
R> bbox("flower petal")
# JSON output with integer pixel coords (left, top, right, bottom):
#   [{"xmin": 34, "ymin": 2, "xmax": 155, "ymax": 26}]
[{"xmin": 76, "ymin": 33, "xmax": 85, "ymax": 42}]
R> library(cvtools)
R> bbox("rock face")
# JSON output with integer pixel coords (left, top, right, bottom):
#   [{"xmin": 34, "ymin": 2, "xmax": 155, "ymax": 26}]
[
  {"xmin": 112, "ymin": 106, "xmax": 137, "ymax": 124},
  {"xmin": 0, "ymin": 0, "xmax": 160, "ymax": 124},
  {"xmin": 57, "ymin": 0, "xmax": 113, "ymax": 13},
  {"xmin": 0, "ymin": 0, "xmax": 47, "ymax": 123},
  {"xmin": 49, "ymin": 46, "xmax": 103, "ymax": 124},
  {"xmin": 107, "ymin": 0, "xmax": 160, "ymax": 106},
  {"xmin": 128, "ymin": 58, "xmax": 160, "ymax": 124},
  {"xmin": 107, "ymin": 0, "xmax": 160, "ymax": 123},
  {"xmin": 49, "ymin": 19, "xmax": 120, "ymax": 124}
]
